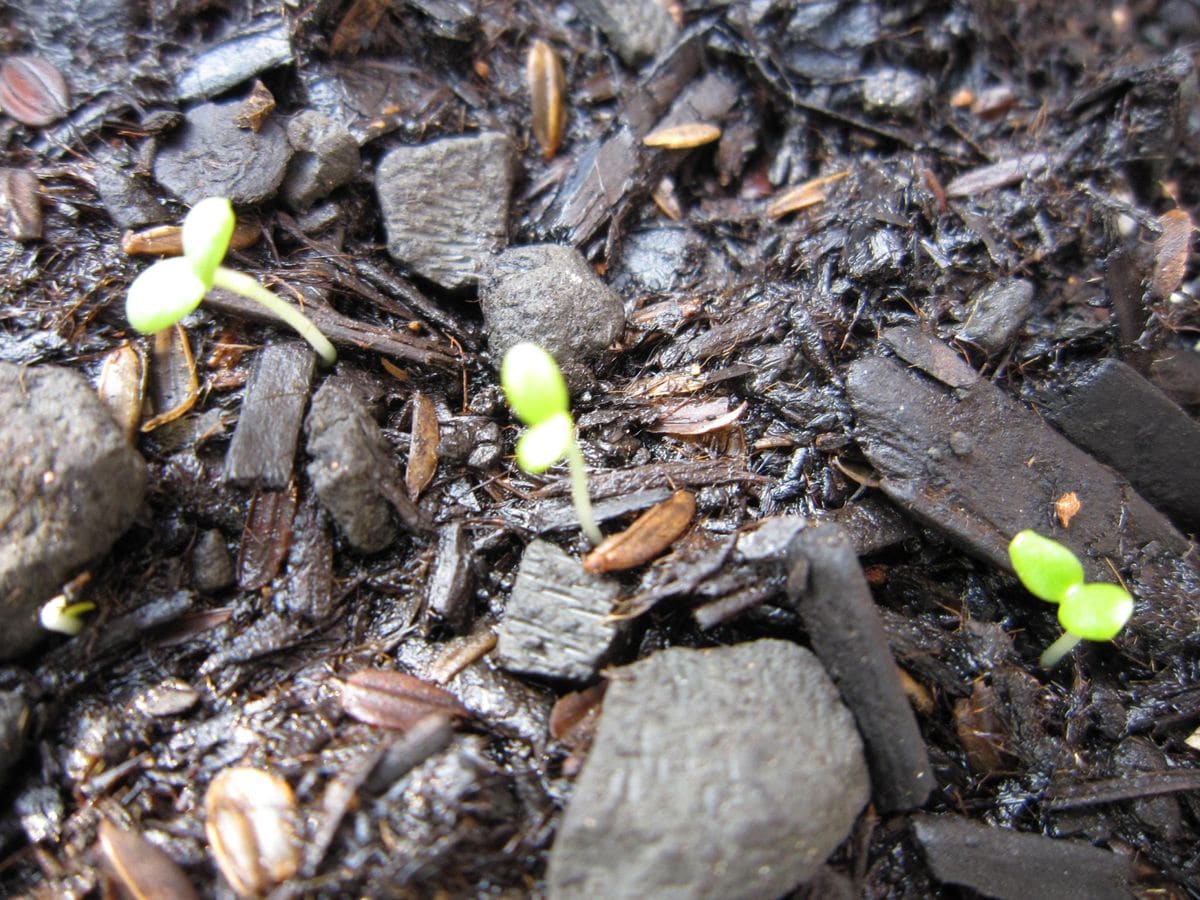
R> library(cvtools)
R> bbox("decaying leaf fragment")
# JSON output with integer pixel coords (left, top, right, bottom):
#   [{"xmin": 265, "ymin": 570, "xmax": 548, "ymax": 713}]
[
  {"xmin": 643, "ymin": 122, "xmax": 721, "ymax": 149},
  {"xmin": 406, "ymin": 391, "xmax": 439, "ymax": 499},
  {"xmin": 527, "ymin": 39, "xmax": 566, "ymax": 161},
  {"xmin": 205, "ymin": 767, "xmax": 300, "ymax": 898},
  {"xmin": 1150, "ymin": 208, "xmax": 1192, "ymax": 300},
  {"xmin": 583, "ymin": 490, "xmax": 696, "ymax": 574},
  {"xmin": 340, "ymin": 669, "xmax": 470, "ymax": 731}
]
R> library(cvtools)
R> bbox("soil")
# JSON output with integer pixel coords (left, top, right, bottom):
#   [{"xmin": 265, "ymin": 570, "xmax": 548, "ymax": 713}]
[{"xmin": 0, "ymin": 0, "xmax": 1198, "ymax": 897}]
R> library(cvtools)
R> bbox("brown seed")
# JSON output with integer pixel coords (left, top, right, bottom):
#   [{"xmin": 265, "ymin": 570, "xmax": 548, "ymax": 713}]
[
  {"xmin": 1150, "ymin": 208, "xmax": 1192, "ymax": 301},
  {"xmin": 527, "ymin": 39, "xmax": 566, "ymax": 161},
  {"xmin": 340, "ymin": 669, "xmax": 470, "ymax": 731},
  {"xmin": 122, "ymin": 219, "xmax": 260, "ymax": 256},
  {"xmin": 96, "ymin": 343, "xmax": 144, "ymax": 443},
  {"xmin": 1054, "ymin": 491, "xmax": 1081, "ymax": 529},
  {"xmin": 0, "ymin": 167, "xmax": 41, "ymax": 240},
  {"xmin": 766, "ymin": 169, "xmax": 850, "ymax": 220},
  {"xmin": 0, "ymin": 55, "xmax": 69, "ymax": 126},
  {"xmin": 583, "ymin": 490, "xmax": 696, "ymax": 574},
  {"xmin": 98, "ymin": 818, "xmax": 201, "ymax": 900},
  {"xmin": 643, "ymin": 122, "xmax": 721, "ymax": 150},
  {"xmin": 549, "ymin": 682, "xmax": 606, "ymax": 745},
  {"xmin": 406, "ymin": 391, "xmax": 439, "ymax": 499},
  {"xmin": 204, "ymin": 767, "xmax": 299, "ymax": 898}
]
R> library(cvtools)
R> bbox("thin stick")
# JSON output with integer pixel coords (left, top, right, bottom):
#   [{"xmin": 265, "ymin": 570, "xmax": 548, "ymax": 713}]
[{"xmin": 213, "ymin": 266, "xmax": 337, "ymax": 365}]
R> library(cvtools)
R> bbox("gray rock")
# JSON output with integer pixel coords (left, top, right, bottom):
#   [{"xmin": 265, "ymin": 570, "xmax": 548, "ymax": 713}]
[
  {"xmin": 0, "ymin": 363, "xmax": 146, "ymax": 659},
  {"xmin": 304, "ymin": 377, "xmax": 398, "ymax": 553},
  {"xmin": 93, "ymin": 149, "xmax": 169, "ymax": 228},
  {"xmin": 956, "ymin": 278, "xmax": 1034, "ymax": 354},
  {"xmin": 496, "ymin": 540, "xmax": 623, "ymax": 682},
  {"xmin": 479, "ymin": 244, "xmax": 625, "ymax": 385},
  {"xmin": 861, "ymin": 67, "xmax": 931, "ymax": 115},
  {"xmin": 153, "ymin": 99, "xmax": 293, "ymax": 206},
  {"xmin": 572, "ymin": 0, "xmax": 678, "ymax": 66},
  {"xmin": 191, "ymin": 529, "xmax": 234, "ymax": 593},
  {"xmin": 547, "ymin": 641, "xmax": 869, "ymax": 899},
  {"xmin": 175, "ymin": 20, "xmax": 293, "ymax": 102},
  {"xmin": 375, "ymin": 133, "xmax": 515, "ymax": 290},
  {"xmin": 282, "ymin": 111, "xmax": 361, "ymax": 211}
]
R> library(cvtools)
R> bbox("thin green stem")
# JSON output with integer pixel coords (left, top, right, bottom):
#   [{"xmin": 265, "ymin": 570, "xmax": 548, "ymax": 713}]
[
  {"xmin": 565, "ymin": 430, "xmax": 603, "ymax": 546},
  {"xmin": 212, "ymin": 266, "xmax": 337, "ymax": 365},
  {"xmin": 1039, "ymin": 631, "xmax": 1082, "ymax": 669}
]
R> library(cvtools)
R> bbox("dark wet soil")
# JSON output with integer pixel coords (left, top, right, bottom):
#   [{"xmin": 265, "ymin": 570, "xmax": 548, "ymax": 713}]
[{"xmin": 1, "ymin": 0, "xmax": 1199, "ymax": 897}]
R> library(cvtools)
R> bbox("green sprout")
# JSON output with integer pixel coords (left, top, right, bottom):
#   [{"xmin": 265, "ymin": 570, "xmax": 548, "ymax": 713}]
[
  {"xmin": 500, "ymin": 342, "xmax": 602, "ymax": 546},
  {"xmin": 125, "ymin": 197, "xmax": 336, "ymax": 365},
  {"xmin": 1008, "ymin": 529, "xmax": 1134, "ymax": 668},
  {"xmin": 39, "ymin": 595, "xmax": 96, "ymax": 636}
]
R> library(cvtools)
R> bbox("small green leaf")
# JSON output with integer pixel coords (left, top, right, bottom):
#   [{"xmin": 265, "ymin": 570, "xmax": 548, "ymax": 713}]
[
  {"xmin": 182, "ymin": 196, "xmax": 235, "ymax": 286},
  {"xmin": 516, "ymin": 411, "xmax": 572, "ymax": 473},
  {"xmin": 1008, "ymin": 530, "xmax": 1084, "ymax": 603},
  {"xmin": 125, "ymin": 257, "xmax": 208, "ymax": 333},
  {"xmin": 501, "ymin": 342, "xmax": 569, "ymax": 426},
  {"xmin": 1058, "ymin": 582, "xmax": 1133, "ymax": 641}
]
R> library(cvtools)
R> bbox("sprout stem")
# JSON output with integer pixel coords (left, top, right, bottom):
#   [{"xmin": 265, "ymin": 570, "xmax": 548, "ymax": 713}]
[
  {"xmin": 212, "ymin": 266, "xmax": 337, "ymax": 365},
  {"xmin": 1039, "ymin": 631, "xmax": 1082, "ymax": 669},
  {"xmin": 565, "ymin": 434, "xmax": 602, "ymax": 546}
]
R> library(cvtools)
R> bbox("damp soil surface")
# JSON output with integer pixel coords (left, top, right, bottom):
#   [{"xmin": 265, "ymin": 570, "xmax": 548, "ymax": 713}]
[{"xmin": 1, "ymin": 1, "xmax": 1200, "ymax": 897}]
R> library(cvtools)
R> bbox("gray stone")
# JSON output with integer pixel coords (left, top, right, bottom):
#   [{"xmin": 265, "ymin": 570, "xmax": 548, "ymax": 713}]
[
  {"xmin": 861, "ymin": 67, "xmax": 931, "ymax": 115},
  {"xmin": 191, "ymin": 529, "xmax": 234, "ymax": 593},
  {"xmin": 496, "ymin": 540, "xmax": 622, "ymax": 682},
  {"xmin": 479, "ymin": 244, "xmax": 625, "ymax": 386},
  {"xmin": 93, "ymin": 149, "xmax": 170, "ymax": 228},
  {"xmin": 956, "ymin": 278, "xmax": 1034, "ymax": 354},
  {"xmin": 153, "ymin": 99, "xmax": 293, "ymax": 206},
  {"xmin": 375, "ymin": 132, "xmax": 515, "ymax": 290},
  {"xmin": 547, "ymin": 641, "xmax": 869, "ymax": 899},
  {"xmin": 0, "ymin": 363, "xmax": 145, "ymax": 659},
  {"xmin": 282, "ymin": 111, "xmax": 361, "ymax": 211},
  {"xmin": 175, "ymin": 20, "xmax": 293, "ymax": 102},
  {"xmin": 572, "ymin": 0, "xmax": 678, "ymax": 66}
]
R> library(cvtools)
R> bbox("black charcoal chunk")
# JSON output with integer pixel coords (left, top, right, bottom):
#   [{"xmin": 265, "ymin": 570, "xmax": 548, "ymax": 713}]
[
  {"xmin": 912, "ymin": 815, "xmax": 1132, "ymax": 900},
  {"xmin": 479, "ymin": 244, "xmax": 625, "ymax": 385},
  {"xmin": 424, "ymin": 522, "xmax": 474, "ymax": 633},
  {"xmin": 788, "ymin": 523, "xmax": 934, "ymax": 813},
  {"xmin": 282, "ymin": 110, "xmax": 360, "ymax": 211},
  {"xmin": 191, "ymin": 529, "xmax": 234, "ymax": 593},
  {"xmin": 1044, "ymin": 359, "xmax": 1200, "ymax": 532},
  {"xmin": 0, "ymin": 363, "xmax": 146, "ymax": 659},
  {"xmin": 224, "ymin": 342, "xmax": 315, "ymax": 489},
  {"xmin": 571, "ymin": 0, "xmax": 678, "ymax": 66},
  {"xmin": 496, "ymin": 540, "xmax": 622, "ymax": 682},
  {"xmin": 175, "ymin": 20, "xmax": 293, "ymax": 101},
  {"xmin": 547, "ymin": 641, "xmax": 868, "ymax": 898},
  {"xmin": 375, "ymin": 133, "xmax": 515, "ymax": 290},
  {"xmin": 153, "ymin": 98, "xmax": 293, "ymax": 205},
  {"xmin": 0, "ymin": 688, "xmax": 29, "ymax": 793},
  {"xmin": 956, "ymin": 278, "xmax": 1034, "ymax": 355}
]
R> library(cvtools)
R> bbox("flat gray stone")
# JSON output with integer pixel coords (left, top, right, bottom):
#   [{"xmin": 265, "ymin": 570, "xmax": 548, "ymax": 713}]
[
  {"xmin": 375, "ymin": 132, "xmax": 515, "ymax": 290},
  {"xmin": 153, "ymin": 98, "xmax": 293, "ymax": 205},
  {"xmin": 0, "ymin": 363, "xmax": 146, "ymax": 659},
  {"xmin": 479, "ymin": 244, "xmax": 625, "ymax": 385},
  {"xmin": 955, "ymin": 278, "xmax": 1034, "ymax": 354},
  {"xmin": 496, "ymin": 540, "xmax": 622, "ymax": 682},
  {"xmin": 175, "ymin": 20, "xmax": 293, "ymax": 102},
  {"xmin": 572, "ymin": 0, "xmax": 678, "ymax": 66},
  {"xmin": 547, "ymin": 641, "xmax": 869, "ymax": 899},
  {"xmin": 861, "ymin": 67, "xmax": 930, "ymax": 115},
  {"xmin": 283, "ymin": 110, "xmax": 361, "ymax": 211}
]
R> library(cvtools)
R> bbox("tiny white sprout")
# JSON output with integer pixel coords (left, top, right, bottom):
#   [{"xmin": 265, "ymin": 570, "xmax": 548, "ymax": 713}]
[{"xmin": 39, "ymin": 595, "xmax": 96, "ymax": 636}]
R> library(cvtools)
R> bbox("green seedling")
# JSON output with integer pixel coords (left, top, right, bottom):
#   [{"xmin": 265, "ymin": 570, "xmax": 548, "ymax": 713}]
[
  {"xmin": 1008, "ymin": 529, "xmax": 1134, "ymax": 668},
  {"xmin": 39, "ymin": 595, "xmax": 96, "ymax": 636},
  {"xmin": 500, "ymin": 342, "xmax": 602, "ymax": 546},
  {"xmin": 125, "ymin": 197, "xmax": 336, "ymax": 364}
]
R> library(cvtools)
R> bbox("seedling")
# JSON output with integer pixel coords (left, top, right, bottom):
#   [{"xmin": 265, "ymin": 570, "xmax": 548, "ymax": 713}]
[
  {"xmin": 500, "ymin": 342, "xmax": 602, "ymax": 546},
  {"xmin": 1008, "ymin": 529, "xmax": 1134, "ymax": 668},
  {"xmin": 125, "ymin": 197, "xmax": 336, "ymax": 364},
  {"xmin": 39, "ymin": 595, "xmax": 95, "ymax": 636}
]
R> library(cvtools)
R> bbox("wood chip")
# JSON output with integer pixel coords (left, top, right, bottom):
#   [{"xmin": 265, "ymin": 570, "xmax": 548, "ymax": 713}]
[
  {"xmin": 583, "ymin": 490, "xmax": 696, "ymax": 574},
  {"xmin": 406, "ymin": 391, "xmax": 439, "ymax": 499},
  {"xmin": 766, "ymin": 169, "xmax": 849, "ymax": 219},
  {"xmin": 527, "ymin": 38, "xmax": 566, "ymax": 161},
  {"xmin": 340, "ymin": 669, "xmax": 470, "ymax": 730},
  {"xmin": 643, "ymin": 122, "xmax": 721, "ymax": 149},
  {"xmin": 1150, "ymin": 208, "xmax": 1192, "ymax": 300},
  {"xmin": 141, "ymin": 325, "xmax": 198, "ymax": 432}
]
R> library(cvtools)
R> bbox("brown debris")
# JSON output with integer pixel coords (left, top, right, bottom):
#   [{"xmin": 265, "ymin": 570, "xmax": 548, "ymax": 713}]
[
  {"xmin": 1149, "ymin": 208, "xmax": 1192, "ymax": 300},
  {"xmin": 766, "ymin": 169, "xmax": 849, "ymax": 219},
  {"xmin": 527, "ymin": 39, "xmax": 566, "ymax": 161},
  {"xmin": 96, "ymin": 343, "xmax": 143, "ymax": 443},
  {"xmin": 204, "ymin": 767, "xmax": 300, "ymax": 898},
  {"xmin": 98, "ymin": 818, "xmax": 200, "ymax": 900},
  {"xmin": 583, "ymin": 490, "xmax": 697, "ymax": 574},
  {"xmin": 141, "ymin": 325, "xmax": 199, "ymax": 432},
  {"xmin": 237, "ymin": 484, "xmax": 297, "ymax": 592},
  {"xmin": 0, "ymin": 55, "xmax": 69, "ymax": 126},
  {"xmin": 232, "ymin": 80, "xmax": 275, "ymax": 132},
  {"xmin": 405, "ymin": 391, "xmax": 439, "ymax": 499},
  {"xmin": 340, "ymin": 669, "xmax": 471, "ymax": 731},
  {"xmin": 0, "ymin": 167, "xmax": 41, "ymax": 240},
  {"xmin": 1055, "ymin": 491, "xmax": 1081, "ymax": 528},
  {"xmin": 122, "ymin": 219, "xmax": 260, "ymax": 256}
]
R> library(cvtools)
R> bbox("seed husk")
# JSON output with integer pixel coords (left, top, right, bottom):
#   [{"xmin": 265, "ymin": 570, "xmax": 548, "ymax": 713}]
[
  {"xmin": 0, "ymin": 167, "xmax": 42, "ymax": 240},
  {"xmin": 527, "ymin": 39, "xmax": 566, "ymax": 161},
  {"xmin": 122, "ymin": 219, "xmax": 260, "ymax": 256},
  {"xmin": 1150, "ymin": 208, "xmax": 1192, "ymax": 300},
  {"xmin": 643, "ymin": 122, "xmax": 721, "ymax": 149},
  {"xmin": 98, "ymin": 818, "xmax": 201, "ymax": 900},
  {"xmin": 0, "ymin": 55, "xmax": 69, "ymax": 126},
  {"xmin": 583, "ymin": 490, "xmax": 696, "ymax": 574},
  {"xmin": 96, "ymin": 343, "xmax": 144, "ymax": 442},
  {"xmin": 766, "ymin": 169, "xmax": 850, "ymax": 219},
  {"xmin": 406, "ymin": 391, "xmax": 439, "ymax": 499},
  {"xmin": 204, "ymin": 767, "xmax": 300, "ymax": 898},
  {"xmin": 340, "ymin": 669, "xmax": 470, "ymax": 731}
]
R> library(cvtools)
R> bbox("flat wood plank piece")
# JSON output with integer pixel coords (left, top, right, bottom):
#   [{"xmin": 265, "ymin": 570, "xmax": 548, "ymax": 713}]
[{"xmin": 224, "ymin": 341, "xmax": 315, "ymax": 488}]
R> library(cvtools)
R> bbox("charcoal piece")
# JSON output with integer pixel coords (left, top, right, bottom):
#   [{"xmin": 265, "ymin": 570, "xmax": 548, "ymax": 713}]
[
  {"xmin": 1044, "ymin": 359, "xmax": 1200, "ymax": 532},
  {"xmin": 479, "ymin": 244, "xmax": 625, "ymax": 386},
  {"xmin": 846, "ymin": 331, "xmax": 1189, "ymax": 576},
  {"xmin": 375, "ymin": 132, "xmax": 515, "ymax": 290},
  {"xmin": 547, "ymin": 641, "xmax": 868, "ymax": 898},
  {"xmin": 191, "ymin": 529, "xmax": 234, "ymax": 593},
  {"xmin": 840, "ymin": 227, "xmax": 905, "ymax": 279},
  {"xmin": 0, "ymin": 363, "xmax": 146, "ymax": 659},
  {"xmin": 278, "ymin": 493, "xmax": 334, "ymax": 621},
  {"xmin": 0, "ymin": 688, "xmax": 29, "ymax": 793},
  {"xmin": 571, "ymin": 0, "xmax": 678, "ymax": 66},
  {"xmin": 912, "ymin": 815, "xmax": 1132, "ymax": 900},
  {"xmin": 424, "ymin": 522, "xmax": 474, "ymax": 633},
  {"xmin": 153, "ymin": 98, "xmax": 293, "ymax": 205},
  {"xmin": 788, "ymin": 524, "xmax": 933, "ymax": 813},
  {"xmin": 224, "ymin": 342, "xmax": 315, "ymax": 489},
  {"xmin": 282, "ymin": 110, "xmax": 360, "ymax": 211},
  {"xmin": 175, "ymin": 20, "xmax": 293, "ymax": 101},
  {"xmin": 304, "ymin": 378, "xmax": 410, "ymax": 553},
  {"xmin": 496, "ymin": 540, "xmax": 622, "ymax": 682},
  {"xmin": 955, "ymin": 278, "xmax": 1035, "ymax": 355}
]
